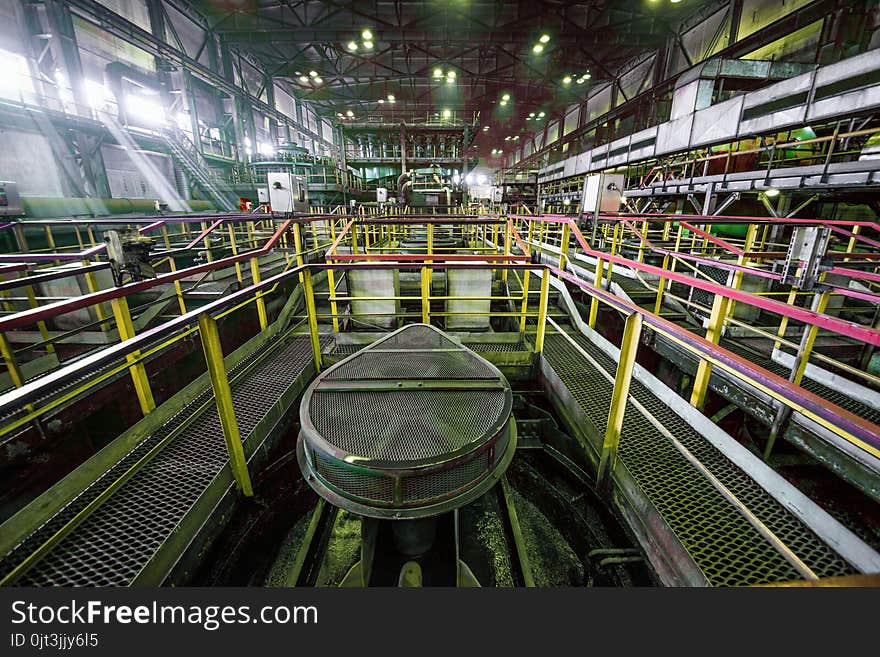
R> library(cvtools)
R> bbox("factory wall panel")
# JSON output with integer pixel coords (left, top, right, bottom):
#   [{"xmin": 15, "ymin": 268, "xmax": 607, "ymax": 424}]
[
  {"xmin": 691, "ymin": 96, "xmax": 743, "ymax": 146},
  {"xmin": 586, "ymin": 85, "xmax": 612, "ymax": 123},
  {"xmin": 0, "ymin": 2, "xmax": 28, "ymax": 57},
  {"xmin": 619, "ymin": 57, "xmax": 654, "ymax": 102},
  {"xmin": 163, "ymin": 3, "xmax": 212, "ymax": 68},
  {"xmin": 0, "ymin": 129, "xmax": 64, "ymax": 196},
  {"xmin": 738, "ymin": 0, "xmax": 815, "ymax": 40},
  {"xmin": 101, "ymin": 144, "xmax": 176, "ymax": 200},
  {"xmin": 96, "ymin": 0, "xmax": 151, "ymax": 32},
  {"xmin": 809, "ymin": 49, "xmax": 880, "ymax": 122},
  {"xmin": 742, "ymin": 20, "xmax": 823, "ymax": 63},
  {"xmin": 671, "ymin": 7, "xmax": 730, "ymax": 76},
  {"xmin": 563, "ymin": 106, "xmax": 580, "ymax": 136},
  {"xmin": 74, "ymin": 17, "xmax": 155, "ymax": 75},
  {"xmin": 655, "ymin": 113, "xmax": 693, "ymax": 156}
]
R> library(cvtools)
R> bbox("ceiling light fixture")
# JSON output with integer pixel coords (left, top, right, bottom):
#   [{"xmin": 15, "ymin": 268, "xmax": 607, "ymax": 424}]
[
  {"xmin": 299, "ymin": 76, "xmax": 309, "ymax": 83},
  {"xmin": 347, "ymin": 41, "xmax": 358, "ymax": 51},
  {"xmin": 346, "ymin": 110, "xmax": 354, "ymax": 117},
  {"xmin": 532, "ymin": 43, "xmax": 544, "ymax": 54},
  {"xmin": 563, "ymin": 75, "xmax": 572, "ymax": 85},
  {"xmin": 538, "ymin": 111, "xmax": 545, "ymax": 118},
  {"xmin": 362, "ymin": 29, "xmax": 373, "ymax": 40},
  {"xmin": 539, "ymin": 34, "xmax": 550, "ymax": 43},
  {"xmin": 501, "ymin": 93, "xmax": 510, "ymax": 101},
  {"xmin": 313, "ymin": 77, "xmax": 323, "ymax": 84},
  {"xmin": 443, "ymin": 109, "xmax": 451, "ymax": 118},
  {"xmin": 433, "ymin": 68, "xmax": 443, "ymax": 78},
  {"xmin": 363, "ymin": 41, "xmax": 374, "ymax": 49},
  {"xmin": 309, "ymin": 70, "xmax": 318, "ymax": 77}
]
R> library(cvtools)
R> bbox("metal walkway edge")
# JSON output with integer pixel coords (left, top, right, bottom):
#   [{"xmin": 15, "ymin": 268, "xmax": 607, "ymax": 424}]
[
  {"xmin": 0, "ymin": 335, "xmax": 319, "ymax": 586},
  {"xmin": 542, "ymin": 331, "xmax": 859, "ymax": 586}
]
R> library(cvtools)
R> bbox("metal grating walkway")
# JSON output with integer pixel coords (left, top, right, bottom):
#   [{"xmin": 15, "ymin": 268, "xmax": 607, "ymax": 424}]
[
  {"xmin": 611, "ymin": 271, "xmax": 880, "ymax": 426},
  {"xmin": 1, "ymin": 336, "xmax": 318, "ymax": 586},
  {"xmin": 719, "ymin": 340, "xmax": 880, "ymax": 426},
  {"xmin": 543, "ymin": 331, "xmax": 856, "ymax": 586}
]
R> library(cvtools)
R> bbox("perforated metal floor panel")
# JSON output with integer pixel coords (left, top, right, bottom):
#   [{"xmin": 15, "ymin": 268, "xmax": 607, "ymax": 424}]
[
  {"xmin": 300, "ymin": 324, "xmax": 516, "ymax": 517},
  {"xmin": 543, "ymin": 332, "xmax": 856, "ymax": 586},
  {"xmin": 2, "ymin": 336, "xmax": 318, "ymax": 587}
]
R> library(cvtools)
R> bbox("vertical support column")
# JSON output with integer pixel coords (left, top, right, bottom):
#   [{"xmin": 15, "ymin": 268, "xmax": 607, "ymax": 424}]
[
  {"xmin": 21, "ymin": 281, "xmax": 55, "ymax": 354},
  {"xmin": 790, "ymin": 290, "xmax": 831, "ymax": 387},
  {"xmin": 421, "ymin": 267, "xmax": 431, "ymax": 325},
  {"xmin": 501, "ymin": 221, "xmax": 511, "ymax": 283},
  {"xmin": 534, "ymin": 269, "xmax": 551, "ymax": 354},
  {"xmin": 558, "ymin": 222, "xmax": 571, "ymax": 270},
  {"xmin": 597, "ymin": 312, "xmax": 643, "ymax": 490},
  {"xmin": 198, "ymin": 313, "xmax": 253, "ymax": 497},
  {"xmin": 82, "ymin": 260, "xmax": 109, "ymax": 325},
  {"xmin": 654, "ymin": 223, "xmax": 683, "ymax": 314},
  {"xmin": 293, "ymin": 222, "xmax": 305, "ymax": 280},
  {"xmin": 588, "ymin": 257, "xmax": 604, "ymax": 329},
  {"xmin": 773, "ymin": 287, "xmax": 799, "ymax": 350},
  {"xmin": 690, "ymin": 223, "xmax": 758, "ymax": 409},
  {"xmin": 250, "ymin": 258, "xmax": 268, "ymax": 330},
  {"xmin": 227, "ymin": 224, "xmax": 244, "ymax": 283},
  {"xmin": 161, "ymin": 226, "xmax": 187, "ymax": 315},
  {"xmin": 519, "ymin": 221, "xmax": 535, "ymax": 333},
  {"xmin": 110, "ymin": 297, "xmax": 156, "ymax": 416},
  {"xmin": 764, "ymin": 289, "xmax": 831, "ymax": 461},
  {"xmin": 200, "ymin": 222, "xmax": 213, "ymax": 262},
  {"xmin": 301, "ymin": 268, "xmax": 323, "ymax": 372},
  {"xmin": 0, "ymin": 332, "xmax": 24, "ymax": 388}
]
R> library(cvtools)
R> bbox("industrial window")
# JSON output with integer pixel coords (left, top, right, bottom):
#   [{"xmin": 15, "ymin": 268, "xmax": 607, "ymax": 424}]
[{"xmin": 0, "ymin": 48, "xmax": 35, "ymax": 101}]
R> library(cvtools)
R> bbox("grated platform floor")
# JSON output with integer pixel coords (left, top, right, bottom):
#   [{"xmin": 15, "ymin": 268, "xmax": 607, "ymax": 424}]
[
  {"xmin": 1, "ymin": 336, "xmax": 318, "ymax": 586},
  {"xmin": 542, "ymin": 331, "xmax": 856, "ymax": 586}
]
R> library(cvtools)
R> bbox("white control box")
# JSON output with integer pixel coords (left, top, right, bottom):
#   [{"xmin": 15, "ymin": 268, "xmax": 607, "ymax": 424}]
[
  {"xmin": 376, "ymin": 187, "xmax": 388, "ymax": 203},
  {"xmin": 257, "ymin": 187, "xmax": 270, "ymax": 203},
  {"xmin": 267, "ymin": 172, "xmax": 309, "ymax": 213},
  {"xmin": 582, "ymin": 173, "xmax": 624, "ymax": 215}
]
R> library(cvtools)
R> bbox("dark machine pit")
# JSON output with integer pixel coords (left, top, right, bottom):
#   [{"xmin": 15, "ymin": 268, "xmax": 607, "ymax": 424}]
[{"xmin": 193, "ymin": 388, "xmax": 654, "ymax": 587}]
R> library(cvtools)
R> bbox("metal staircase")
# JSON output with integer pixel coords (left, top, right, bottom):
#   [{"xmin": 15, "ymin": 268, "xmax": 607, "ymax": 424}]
[{"xmin": 161, "ymin": 127, "xmax": 239, "ymax": 211}]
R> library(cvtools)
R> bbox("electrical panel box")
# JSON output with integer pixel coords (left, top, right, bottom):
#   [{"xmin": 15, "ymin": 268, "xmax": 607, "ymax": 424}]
[
  {"xmin": 376, "ymin": 187, "xmax": 388, "ymax": 203},
  {"xmin": 0, "ymin": 181, "xmax": 23, "ymax": 216},
  {"xmin": 581, "ymin": 173, "xmax": 624, "ymax": 215},
  {"xmin": 267, "ymin": 172, "xmax": 309, "ymax": 213},
  {"xmin": 492, "ymin": 187, "xmax": 503, "ymax": 203},
  {"xmin": 257, "ymin": 187, "xmax": 270, "ymax": 204}
]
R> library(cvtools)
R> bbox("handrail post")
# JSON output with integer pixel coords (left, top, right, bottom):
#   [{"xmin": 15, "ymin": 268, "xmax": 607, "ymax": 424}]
[
  {"xmin": 293, "ymin": 222, "xmax": 305, "ymax": 281},
  {"xmin": 558, "ymin": 221, "xmax": 571, "ymax": 270},
  {"xmin": 501, "ymin": 220, "xmax": 511, "ymax": 283},
  {"xmin": 690, "ymin": 223, "xmax": 757, "ymax": 409},
  {"xmin": 0, "ymin": 332, "xmax": 24, "ymax": 388},
  {"xmin": 534, "ymin": 268, "xmax": 551, "ymax": 354},
  {"xmin": 589, "ymin": 257, "xmax": 604, "ymax": 328},
  {"xmin": 421, "ymin": 266, "xmax": 431, "ymax": 324},
  {"xmin": 597, "ymin": 312, "xmax": 642, "ymax": 490},
  {"xmin": 110, "ymin": 297, "xmax": 156, "ymax": 416},
  {"xmin": 302, "ymin": 268, "xmax": 323, "ymax": 372},
  {"xmin": 249, "ymin": 257, "xmax": 268, "ymax": 331},
  {"xmin": 198, "ymin": 312, "xmax": 253, "ymax": 497},
  {"xmin": 227, "ymin": 223, "xmax": 244, "ymax": 283}
]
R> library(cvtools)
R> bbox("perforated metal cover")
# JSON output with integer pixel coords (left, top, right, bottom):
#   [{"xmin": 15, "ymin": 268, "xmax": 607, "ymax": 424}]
[{"xmin": 298, "ymin": 324, "xmax": 516, "ymax": 518}]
